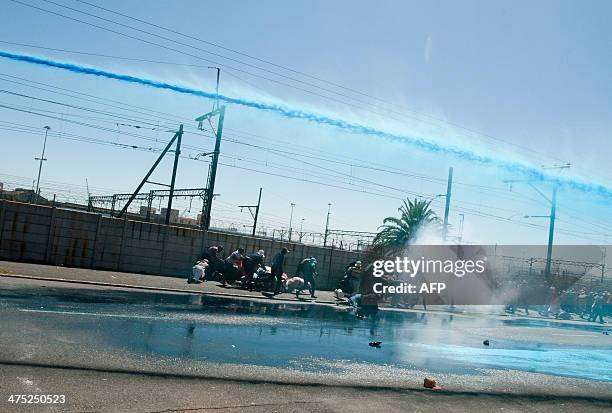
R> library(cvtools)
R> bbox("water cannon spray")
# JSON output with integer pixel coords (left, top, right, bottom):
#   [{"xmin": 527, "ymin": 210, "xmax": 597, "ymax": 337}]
[{"xmin": 0, "ymin": 50, "xmax": 610, "ymax": 200}]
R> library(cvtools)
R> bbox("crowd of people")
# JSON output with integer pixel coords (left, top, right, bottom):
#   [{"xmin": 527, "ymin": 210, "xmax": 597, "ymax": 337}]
[
  {"xmin": 187, "ymin": 245, "xmax": 323, "ymax": 299},
  {"xmin": 505, "ymin": 282, "xmax": 610, "ymax": 323},
  {"xmin": 188, "ymin": 246, "xmax": 609, "ymax": 324},
  {"xmin": 548, "ymin": 287, "xmax": 609, "ymax": 323}
]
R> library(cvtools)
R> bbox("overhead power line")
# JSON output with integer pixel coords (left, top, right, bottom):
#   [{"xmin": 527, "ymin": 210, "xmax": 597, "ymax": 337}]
[
  {"xmin": 63, "ymin": 0, "xmax": 569, "ymax": 163},
  {"xmin": 0, "ymin": 74, "xmax": 531, "ymax": 196},
  {"xmin": 0, "ymin": 86, "xmax": 585, "ymax": 212},
  {"xmin": 72, "ymin": 0, "xmax": 383, "ymax": 102},
  {"xmin": 0, "ymin": 85, "xmax": 603, "ymax": 229},
  {"xmin": 0, "ymin": 75, "xmax": 609, "ymax": 237},
  {"xmin": 6, "ymin": 0, "xmax": 569, "ymax": 164},
  {"xmin": 3, "ymin": 120, "xmax": 610, "ymax": 243},
  {"xmin": 8, "ymin": 0, "xmax": 408, "ymax": 121},
  {"xmin": 0, "ymin": 99, "xmax": 528, "ymax": 216}
]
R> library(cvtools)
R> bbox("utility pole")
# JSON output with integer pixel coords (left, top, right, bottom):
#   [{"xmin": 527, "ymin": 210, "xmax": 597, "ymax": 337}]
[
  {"xmin": 253, "ymin": 187, "xmax": 262, "ymax": 237},
  {"xmin": 165, "ymin": 125, "xmax": 182, "ymax": 225},
  {"xmin": 196, "ymin": 106, "xmax": 226, "ymax": 230},
  {"xmin": 323, "ymin": 203, "xmax": 332, "ymax": 246},
  {"xmin": 544, "ymin": 185, "xmax": 557, "ymax": 277},
  {"xmin": 443, "ymin": 167, "xmax": 453, "ymax": 242},
  {"xmin": 34, "ymin": 126, "xmax": 51, "ymax": 204},
  {"xmin": 117, "ymin": 125, "xmax": 184, "ymax": 219},
  {"xmin": 506, "ymin": 164, "xmax": 568, "ymax": 277},
  {"xmin": 288, "ymin": 202, "xmax": 295, "ymax": 241},
  {"xmin": 208, "ymin": 67, "xmax": 220, "ymax": 110},
  {"xmin": 238, "ymin": 187, "xmax": 262, "ymax": 237},
  {"xmin": 194, "ymin": 69, "xmax": 221, "ymax": 228}
]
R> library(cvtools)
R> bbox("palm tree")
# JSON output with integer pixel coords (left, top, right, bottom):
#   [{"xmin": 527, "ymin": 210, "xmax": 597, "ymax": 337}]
[{"xmin": 373, "ymin": 198, "xmax": 439, "ymax": 253}]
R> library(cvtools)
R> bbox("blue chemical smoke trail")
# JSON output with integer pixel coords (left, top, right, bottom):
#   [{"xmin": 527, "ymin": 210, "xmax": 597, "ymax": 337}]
[{"xmin": 1, "ymin": 50, "xmax": 611, "ymax": 199}]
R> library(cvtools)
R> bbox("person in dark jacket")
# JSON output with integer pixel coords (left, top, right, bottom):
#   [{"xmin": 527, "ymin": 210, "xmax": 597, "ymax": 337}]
[
  {"xmin": 272, "ymin": 247, "xmax": 289, "ymax": 295},
  {"xmin": 205, "ymin": 245, "xmax": 223, "ymax": 259},
  {"xmin": 198, "ymin": 245, "xmax": 224, "ymax": 281},
  {"xmin": 243, "ymin": 250, "xmax": 265, "ymax": 275}
]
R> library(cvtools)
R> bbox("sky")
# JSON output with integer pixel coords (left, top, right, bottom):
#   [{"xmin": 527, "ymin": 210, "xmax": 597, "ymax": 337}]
[{"xmin": 0, "ymin": 0, "xmax": 611, "ymax": 248}]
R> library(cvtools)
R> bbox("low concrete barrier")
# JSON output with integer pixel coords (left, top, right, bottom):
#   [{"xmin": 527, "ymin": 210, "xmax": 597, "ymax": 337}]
[{"xmin": 0, "ymin": 200, "xmax": 360, "ymax": 290}]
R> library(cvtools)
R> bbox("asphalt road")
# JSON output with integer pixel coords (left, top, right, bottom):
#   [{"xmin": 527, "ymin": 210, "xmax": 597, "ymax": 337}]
[{"xmin": 1, "ymin": 277, "xmax": 611, "ymax": 412}]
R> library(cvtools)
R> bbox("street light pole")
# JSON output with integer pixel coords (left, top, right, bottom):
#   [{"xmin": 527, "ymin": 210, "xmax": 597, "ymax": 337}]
[
  {"xmin": 504, "ymin": 164, "xmax": 567, "ymax": 278},
  {"xmin": 458, "ymin": 213, "xmax": 465, "ymax": 244},
  {"xmin": 288, "ymin": 202, "xmax": 295, "ymax": 241},
  {"xmin": 34, "ymin": 126, "xmax": 50, "ymax": 204}
]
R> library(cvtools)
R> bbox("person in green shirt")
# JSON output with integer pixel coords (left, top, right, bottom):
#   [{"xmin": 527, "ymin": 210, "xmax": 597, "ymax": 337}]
[{"xmin": 298, "ymin": 256, "xmax": 318, "ymax": 298}]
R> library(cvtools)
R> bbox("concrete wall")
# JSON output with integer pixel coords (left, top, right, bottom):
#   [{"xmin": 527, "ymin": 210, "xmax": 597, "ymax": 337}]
[{"xmin": 0, "ymin": 200, "xmax": 360, "ymax": 290}]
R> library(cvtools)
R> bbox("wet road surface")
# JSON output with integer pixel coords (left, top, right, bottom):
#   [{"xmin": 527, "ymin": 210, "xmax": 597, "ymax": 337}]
[{"xmin": 0, "ymin": 277, "xmax": 611, "ymax": 411}]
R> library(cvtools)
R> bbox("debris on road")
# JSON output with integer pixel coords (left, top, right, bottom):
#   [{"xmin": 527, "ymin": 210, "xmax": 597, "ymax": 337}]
[
  {"xmin": 423, "ymin": 377, "xmax": 439, "ymax": 389},
  {"xmin": 368, "ymin": 341, "xmax": 382, "ymax": 348},
  {"xmin": 483, "ymin": 339, "xmax": 490, "ymax": 346}
]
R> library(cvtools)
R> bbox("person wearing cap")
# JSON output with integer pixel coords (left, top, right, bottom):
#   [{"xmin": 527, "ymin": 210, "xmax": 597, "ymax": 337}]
[
  {"xmin": 272, "ymin": 247, "xmax": 289, "ymax": 295},
  {"xmin": 298, "ymin": 256, "xmax": 318, "ymax": 298}
]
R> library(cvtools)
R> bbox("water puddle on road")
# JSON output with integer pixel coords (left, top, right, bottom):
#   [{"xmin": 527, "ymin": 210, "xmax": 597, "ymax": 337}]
[{"xmin": 3, "ymin": 285, "xmax": 612, "ymax": 382}]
